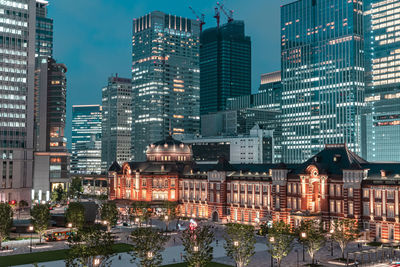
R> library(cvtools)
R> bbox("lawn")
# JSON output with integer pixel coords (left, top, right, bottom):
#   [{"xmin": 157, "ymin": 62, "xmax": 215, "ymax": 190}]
[{"xmin": 0, "ymin": 243, "xmax": 133, "ymax": 267}]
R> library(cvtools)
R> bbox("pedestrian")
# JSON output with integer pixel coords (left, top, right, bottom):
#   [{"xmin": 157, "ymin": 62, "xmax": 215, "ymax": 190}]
[
  {"xmin": 216, "ymin": 239, "xmax": 218, "ymax": 246},
  {"xmin": 173, "ymin": 237, "xmax": 176, "ymax": 244},
  {"xmin": 180, "ymin": 252, "xmax": 183, "ymax": 261},
  {"xmin": 118, "ymin": 255, "xmax": 121, "ymax": 260}
]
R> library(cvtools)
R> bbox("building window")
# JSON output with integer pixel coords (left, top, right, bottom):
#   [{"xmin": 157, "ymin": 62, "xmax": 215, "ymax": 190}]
[
  {"xmin": 275, "ymin": 197, "xmax": 280, "ymax": 209},
  {"xmin": 227, "ymin": 183, "xmax": 231, "ymax": 190},
  {"xmin": 348, "ymin": 188, "xmax": 353, "ymax": 198},
  {"xmin": 348, "ymin": 202, "xmax": 353, "ymax": 215},
  {"xmin": 363, "ymin": 189, "xmax": 369, "ymax": 198},
  {"xmin": 388, "ymin": 204, "xmax": 395, "ymax": 218},
  {"xmin": 288, "ymin": 183, "xmax": 291, "ymax": 193},
  {"xmin": 171, "ymin": 190, "xmax": 175, "ymax": 200},
  {"xmin": 375, "ymin": 204, "xmax": 382, "ymax": 217},
  {"xmin": 234, "ymin": 184, "xmax": 238, "ymax": 191},
  {"xmin": 287, "ymin": 197, "xmax": 292, "ymax": 209},
  {"xmin": 330, "ymin": 200, "xmax": 335, "ymax": 213},
  {"xmin": 247, "ymin": 185, "xmax": 252, "ymax": 192},
  {"xmin": 330, "ymin": 185, "xmax": 335, "ymax": 196},
  {"xmin": 255, "ymin": 185, "xmax": 259, "ymax": 192},
  {"xmin": 216, "ymin": 183, "xmax": 220, "ymax": 190},
  {"xmin": 376, "ymin": 189, "xmax": 382, "ymax": 199},
  {"xmin": 142, "ymin": 179, "xmax": 147, "ymax": 187},
  {"xmin": 293, "ymin": 184, "xmax": 297, "ymax": 194},
  {"xmin": 363, "ymin": 202, "xmax": 370, "ymax": 216},
  {"xmin": 171, "ymin": 179, "xmax": 175, "ymax": 187},
  {"xmin": 336, "ymin": 185, "xmax": 341, "ymax": 196},
  {"xmin": 240, "ymin": 184, "xmax": 244, "ymax": 191},
  {"xmin": 387, "ymin": 190, "xmax": 395, "ymax": 200},
  {"xmin": 376, "ymin": 224, "xmax": 381, "ymax": 238},
  {"xmin": 263, "ymin": 185, "xmax": 267, "ymax": 192},
  {"xmin": 389, "ymin": 225, "xmax": 394, "ymax": 240}
]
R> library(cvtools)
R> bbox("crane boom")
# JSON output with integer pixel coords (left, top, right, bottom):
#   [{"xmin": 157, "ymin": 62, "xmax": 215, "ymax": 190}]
[
  {"xmin": 188, "ymin": 6, "xmax": 206, "ymax": 32},
  {"xmin": 217, "ymin": 2, "xmax": 234, "ymax": 23}
]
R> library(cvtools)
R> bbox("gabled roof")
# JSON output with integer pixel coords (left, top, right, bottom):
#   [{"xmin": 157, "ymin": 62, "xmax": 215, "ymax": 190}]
[
  {"xmin": 211, "ymin": 157, "xmax": 236, "ymax": 171},
  {"xmin": 108, "ymin": 161, "xmax": 121, "ymax": 172},
  {"xmin": 294, "ymin": 144, "xmax": 368, "ymax": 175}
]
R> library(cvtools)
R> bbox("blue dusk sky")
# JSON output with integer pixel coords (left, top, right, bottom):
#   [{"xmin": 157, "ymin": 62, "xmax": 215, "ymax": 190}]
[{"xmin": 47, "ymin": 0, "xmax": 291, "ymax": 142}]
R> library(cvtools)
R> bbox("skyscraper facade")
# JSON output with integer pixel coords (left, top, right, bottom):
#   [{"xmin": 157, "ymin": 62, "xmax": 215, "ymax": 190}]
[
  {"xmin": 35, "ymin": 0, "xmax": 52, "ymax": 64},
  {"xmin": 281, "ymin": 0, "xmax": 364, "ymax": 163},
  {"xmin": 200, "ymin": 21, "xmax": 251, "ymax": 115},
  {"xmin": 363, "ymin": 0, "xmax": 400, "ymax": 162},
  {"xmin": 132, "ymin": 11, "xmax": 200, "ymax": 161},
  {"xmin": 71, "ymin": 105, "xmax": 102, "ymax": 174},
  {"xmin": 33, "ymin": 58, "xmax": 68, "ymax": 201},
  {"xmin": 0, "ymin": 0, "xmax": 36, "ymax": 203},
  {"xmin": 101, "ymin": 75, "xmax": 132, "ymax": 171}
]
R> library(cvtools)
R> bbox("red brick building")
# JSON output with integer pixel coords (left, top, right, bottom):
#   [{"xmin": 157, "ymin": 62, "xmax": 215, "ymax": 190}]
[{"xmin": 109, "ymin": 137, "xmax": 400, "ymax": 242}]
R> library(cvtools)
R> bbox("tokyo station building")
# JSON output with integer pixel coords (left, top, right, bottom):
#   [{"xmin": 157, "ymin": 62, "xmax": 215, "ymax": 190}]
[{"xmin": 109, "ymin": 136, "xmax": 400, "ymax": 242}]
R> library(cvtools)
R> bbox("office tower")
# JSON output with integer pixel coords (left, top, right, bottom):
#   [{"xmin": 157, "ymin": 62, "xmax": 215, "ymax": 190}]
[
  {"xmin": 227, "ymin": 71, "xmax": 282, "ymax": 111},
  {"xmin": 71, "ymin": 105, "xmax": 102, "ymax": 174},
  {"xmin": 101, "ymin": 75, "xmax": 132, "ymax": 171},
  {"xmin": 35, "ymin": 0, "xmax": 52, "ymax": 64},
  {"xmin": 132, "ymin": 11, "xmax": 200, "ymax": 161},
  {"xmin": 281, "ymin": 0, "xmax": 364, "ymax": 163},
  {"xmin": 363, "ymin": 0, "xmax": 400, "ymax": 162},
  {"xmin": 200, "ymin": 20, "xmax": 251, "ymax": 115},
  {"xmin": 0, "ymin": 0, "xmax": 36, "ymax": 203},
  {"xmin": 33, "ymin": 58, "xmax": 68, "ymax": 201}
]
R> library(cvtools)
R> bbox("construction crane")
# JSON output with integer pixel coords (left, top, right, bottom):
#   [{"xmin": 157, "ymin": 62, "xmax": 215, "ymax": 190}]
[
  {"xmin": 189, "ymin": 6, "xmax": 206, "ymax": 32},
  {"xmin": 214, "ymin": 6, "xmax": 220, "ymax": 28},
  {"xmin": 217, "ymin": 2, "xmax": 234, "ymax": 23}
]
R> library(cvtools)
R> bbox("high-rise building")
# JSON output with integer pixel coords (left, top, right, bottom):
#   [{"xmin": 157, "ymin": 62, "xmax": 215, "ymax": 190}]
[
  {"xmin": 0, "ymin": 0, "xmax": 36, "ymax": 204},
  {"xmin": 363, "ymin": 0, "xmax": 400, "ymax": 162},
  {"xmin": 281, "ymin": 0, "xmax": 364, "ymax": 163},
  {"xmin": 132, "ymin": 11, "xmax": 200, "ymax": 161},
  {"xmin": 33, "ymin": 58, "xmax": 68, "ymax": 201},
  {"xmin": 71, "ymin": 105, "xmax": 102, "ymax": 174},
  {"xmin": 101, "ymin": 75, "xmax": 132, "ymax": 171},
  {"xmin": 200, "ymin": 20, "xmax": 251, "ymax": 115},
  {"xmin": 35, "ymin": 0, "xmax": 52, "ymax": 64}
]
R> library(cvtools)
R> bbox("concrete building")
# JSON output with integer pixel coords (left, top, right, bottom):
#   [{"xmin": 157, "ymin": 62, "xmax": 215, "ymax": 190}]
[
  {"xmin": 200, "ymin": 20, "xmax": 251, "ymax": 115},
  {"xmin": 110, "ymin": 138, "xmax": 400, "ymax": 243},
  {"xmin": 181, "ymin": 125, "xmax": 276, "ymax": 164},
  {"xmin": 362, "ymin": 0, "xmax": 400, "ymax": 162},
  {"xmin": 0, "ymin": 0, "xmax": 36, "ymax": 204},
  {"xmin": 101, "ymin": 75, "xmax": 132, "ymax": 171},
  {"xmin": 33, "ymin": 58, "xmax": 69, "ymax": 201},
  {"xmin": 71, "ymin": 105, "xmax": 102, "ymax": 174},
  {"xmin": 281, "ymin": 0, "xmax": 364, "ymax": 163},
  {"xmin": 132, "ymin": 11, "xmax": 200, "ymax": 161}
]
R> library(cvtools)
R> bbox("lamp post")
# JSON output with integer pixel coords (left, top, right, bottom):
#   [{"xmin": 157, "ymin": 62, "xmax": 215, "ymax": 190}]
[
  {"xmin": 164, "ymin": 215, "xmax": 169, "ymax": 232},
  {"xmin": 330, "ymin": 229, "xmax": 334, "ymax": 257},
  {"xmin": 270, "ymin": 236, "xmax": 275, "ymax": 267},
  {"xmin": 67, "ymin": 222, "xmax": 73, "ymax": 228},
  {"xmin": 194, "ymin": 246, "xmax": 199, "ymax": 252},
  {"xmin": 135, "ymin": 217, "xmax": 139, "ymax": 226},
  {"xmin": 147, "ymin": 251, "xmax": 153, "ymax": 259},
  {"xmin": 295, "ymin": 249, "xmax": 299, "ymax": 267},
  {"xmin": 301, "ymin": 232, "xmax": 307, "ymax": 262},
  {"xmin": 28, "ymin": 225, "xmax": 34, "ymax": 253}
]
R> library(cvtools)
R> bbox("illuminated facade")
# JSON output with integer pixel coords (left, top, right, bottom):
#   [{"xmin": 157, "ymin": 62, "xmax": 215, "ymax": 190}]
[
  {"xmin": 33, "ymin": 58, "xmax": 69, "ymax": 201},
  {"xmin": 109, "ymin": 136, "xmax": 400, "ymax": 242},
  {"xmin": 363, "ymin": 0, "xmax": 400, "ymax": 162},
  {"xmin": 101, "ymin": 75, "xmax": 132, "ymax": 171},
  {"xmin": 131, "ymin": 11, "xmax": 200, "ymax": 161},
  {"xmin": 71, "ymin": 105, "xmax": 102, "ymax": 174},
  {"xmin": 0, "ymin": 0, "xmax": 36, "ymax": 204},
  {"xmin": 281, "ymin": 0, "xmax": 365, "ymax": 163},
  {"xmin": 200, "ymin": 21, "xmax": 251, "ymax": 115}
]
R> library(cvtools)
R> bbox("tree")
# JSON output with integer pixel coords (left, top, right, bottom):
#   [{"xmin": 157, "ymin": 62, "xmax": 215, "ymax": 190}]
[
  {"xmin": 0, "ymin": 203, "xmax": 13, "ymax": 247},
  {"xmin": 331, "ymin": 219, "xmax": 360, "ymax": 259},
  {"xmin": 100, "ymin": 202, "xmax": 119, "ymax": 232},
  {"xmin": 18, "ymin": 200, "xmax": 28, "ymax": 219},
  {"xmin": 224, "ymin": 223, "xmax": 256, "ymax": 267},
  {"xmin": 66, "ymin": 224, "xmax": 115, "ymax": 267},
  {"xmin": 51, "ymin": 185, "xmax": 66, "ymax": 203},
  {"xmin": 160, "ymin": 201, "xmax": 178, "ymax": 232},
  {"xmin": 69, "ymin": 177, "xmax": 83, "ymax": 199},
  {"xmin": 130, "ymin": 201, "xmax": 152, "ymax": 226},
  {"xmin": 267, "ymin": 221, "xmax": 294, "ymax": 267},
  {"xmin": 30, "ymin": 203, "xmax": 50, "ymax": 243},
  {"xmin": 129, "ymin": 227, "xmax": 169, "ymax": 267},
  {"xmin": 181, "ymin": 225, "xmax": 214, "ymax": 267},
  {"xmin": 66, "ymin": 202, "xmax": 85, "ymax": 229},
  {"xmin": 298, "ymin": 220, "xmax": 326, "ymax": 265}
]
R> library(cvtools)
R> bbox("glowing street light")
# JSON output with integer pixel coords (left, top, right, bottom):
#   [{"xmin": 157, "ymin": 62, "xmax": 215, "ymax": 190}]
[
  {"xmin": 301, "ymin": 232, "xmax": 307, "ymax": 261},
  {"xmin": 233, "ymin": 241, "xmax": 239, "ymax": 247},
  {"xmin": 28, "ymin": 225, "xmax": 34, "ymax": 253},
  {"xmin": 147, "ymin": 251, "xmax": 153, "ymax": 259},
  {"xmin": 193, "ymin": 246, "xmax": 199, "ymax": 252},
  {"xmin": 67, "ymin": 223, "xmax": 73, "ymax": 228}
]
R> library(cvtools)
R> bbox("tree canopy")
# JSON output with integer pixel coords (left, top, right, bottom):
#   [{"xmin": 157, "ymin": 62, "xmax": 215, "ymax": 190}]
[
  {"xmin": 224, "ymin": 223, "xmax": 256, "ymax": 267},
  {"xmin": 69, "ymin": 177, "xmax": 83, "ymax": 199},
  {"xmin": 66, "ymin": 202, "xmax": 85, "ymax": 229},
  {"xmin": 30, "ymin": 203, "xmax": 50, "ymax": 243},
  {"xmin": 297, "ymin": 220, "xmax": 326, "ymax": 265},
  {"xmin": 267, "ymin": 220, "xmax": 294, "ymax": 267},
  {"xmin": 331, "ymin": 219, "xmax": 360, "ymax": 259},
  {"xmin": 181, "ymin": 225, "xmax": 214, "ymax": 267},
  {"xmin": 0, "ymin": 203, "xmax": 13, "ymax": 247},
  {"xmin": 100, "ymin": 202, "xmax": 119, "ymax": 231}
]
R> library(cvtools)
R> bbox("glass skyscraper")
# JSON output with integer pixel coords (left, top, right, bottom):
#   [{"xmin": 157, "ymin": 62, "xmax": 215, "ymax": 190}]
[
  {"xmin": 0, "ymin": 0, "xmax": 36, "ymax": 203},
  {"xmin": 281, "ymin": 0, "xmax": 365, "ymax": 163},
  {"xmin": 71, "ymin": 105, "xmax": 102, "ymax": 174},
  {"xmin": 363, "ymin": 0, "xmax": 400, "ymax": 162},
  {"xmin": 101, "ymin": 75, "xmax": 132, "ymax": 171},
  {"xmin": 200, "ymin": 21, "xmax": 251, "ymax": 115},
  {"xmin": 35, "ymin": 0, "xmax": 52, "ymax": 64},
  {"xmin": 132, "ymin": 11, "xmax": 200, "ymax": 161}
]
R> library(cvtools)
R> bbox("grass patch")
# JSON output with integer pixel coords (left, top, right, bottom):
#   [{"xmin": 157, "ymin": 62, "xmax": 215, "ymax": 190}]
[
  {"xmin": 0, "ymin": 243, "xmax": 133, "ymax": 267},
  {"xmin": 162, "ymin": 263, "xmax": 232, "ymax": 267}
]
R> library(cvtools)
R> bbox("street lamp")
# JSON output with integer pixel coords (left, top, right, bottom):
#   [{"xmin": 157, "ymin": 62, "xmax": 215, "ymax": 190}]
[
  {"xmin": 28, "ymin": 225, "xmax": 34, "ymax": 253},
  {"xmin": 330, "ymin": 229, "xmax": 334, "ymax": 256},
  {"xmin": 295, "ymin": 249, "xmax": 299, "ymax": 267},
  {"xmin": 234, "ymin": 240, "xmax": 239, "ymax": 247},
  {"xmin": 164, "ymin": 215, "xmax": 169, "ymax": 232},
  {"xmin": 301, "ymin": 232, "xmax": 307, "ymax": 262},
  {"xmin": 147, "ymin": 251, "xmax": 153, "ymax": 259},
  {"xmin": 270, "ymin": 236, "xmax": 275, "ymax": 267},
  {"xmin": 67, "ymin": 223, "xmax": 73, "ymax": 228},
  {"xmin": 135, "ymin": 217, "xmax": 139, "ymax": 225},
  {"xmin": 93, "ymin": 258, "xmax": 100, "ymax": 266},
  {"xmin": 193, "ymin": 246, "xmax": 199, "ymax": 252}
]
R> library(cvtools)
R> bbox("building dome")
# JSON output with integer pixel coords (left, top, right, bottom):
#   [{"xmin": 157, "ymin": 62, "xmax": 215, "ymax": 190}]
[{"xmin": 146, "ymin": 135, "xmax": 192, "ymax": 162}]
